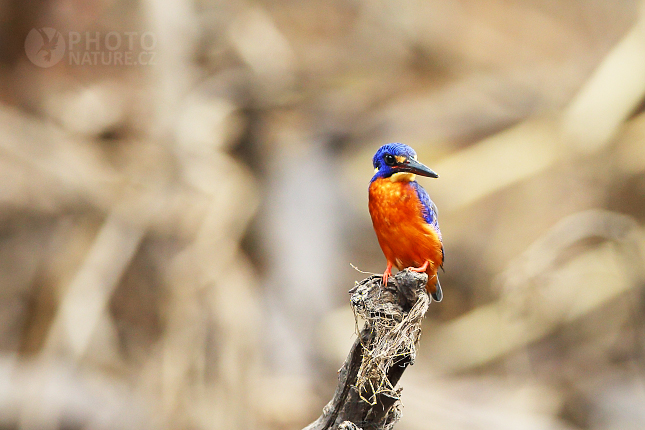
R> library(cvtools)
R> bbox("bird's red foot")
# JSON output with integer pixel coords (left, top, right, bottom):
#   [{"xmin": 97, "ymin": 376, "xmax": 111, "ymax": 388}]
[
  {"xmin": 382, "ymin": 262, "xmax": 393, "ymax": 286},
  {"xmin": 409, "ymin": 261, "xmax": 429, "ymax": 273}
]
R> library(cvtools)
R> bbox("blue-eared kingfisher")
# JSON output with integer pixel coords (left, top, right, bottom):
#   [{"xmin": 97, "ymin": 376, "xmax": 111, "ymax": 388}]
[{"xmin": 368, "ymin": 143, "xmax": 444, "ymax": 301}]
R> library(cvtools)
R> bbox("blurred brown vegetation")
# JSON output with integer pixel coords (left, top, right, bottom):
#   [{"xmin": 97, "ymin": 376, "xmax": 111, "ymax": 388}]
[{"xmin": 1, "ymin": 0, "xmax": 645, "ymax": 429}]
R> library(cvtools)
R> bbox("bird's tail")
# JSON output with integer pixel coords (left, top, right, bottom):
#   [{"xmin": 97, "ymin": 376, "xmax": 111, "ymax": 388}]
[{"xmin": 431, "ymin": 277, "xmax": 442, "ymax": 302}]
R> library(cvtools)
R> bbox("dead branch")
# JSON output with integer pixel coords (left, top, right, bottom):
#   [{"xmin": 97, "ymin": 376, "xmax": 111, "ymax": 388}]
[{"xmin": 304, "ymin": 270, "xmax": 430, "ymax": 430}]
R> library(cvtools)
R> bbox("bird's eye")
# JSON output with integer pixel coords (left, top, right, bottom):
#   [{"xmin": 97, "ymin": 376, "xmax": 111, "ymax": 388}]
[{"xmin": 384, "ymin": 154, "xmax": 396, "ymax": 166}]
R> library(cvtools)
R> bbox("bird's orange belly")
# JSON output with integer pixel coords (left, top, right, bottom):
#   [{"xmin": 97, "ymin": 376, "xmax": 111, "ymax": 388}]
[{"xmin": 368, "ymin": 179, "xmax": 443, "ymax": 284}]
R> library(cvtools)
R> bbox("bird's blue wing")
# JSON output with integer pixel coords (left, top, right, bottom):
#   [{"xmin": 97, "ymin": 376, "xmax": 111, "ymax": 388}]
[
  {"xmin": 411, "ymin": 181, "xmax": 444, "ymax": 270},
  {"xmin": 410, "ymin": 181, "xmax": 441, "ymax": 239}
]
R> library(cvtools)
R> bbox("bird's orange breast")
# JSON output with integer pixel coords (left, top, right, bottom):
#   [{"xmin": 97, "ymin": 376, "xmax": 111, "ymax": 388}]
[{"xmin": 368, "ymin": 178, "xmax": 443, "ymax": 280}]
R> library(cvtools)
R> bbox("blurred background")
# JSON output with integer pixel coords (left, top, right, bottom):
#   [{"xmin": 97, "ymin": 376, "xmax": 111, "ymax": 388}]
[{"xmin": 1, "ymin": 0, "xmax": 645, "ymax": 429}]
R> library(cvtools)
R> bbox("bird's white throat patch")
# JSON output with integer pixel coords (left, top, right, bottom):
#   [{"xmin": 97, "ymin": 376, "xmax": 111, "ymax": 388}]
[{"xmin": 389, "ymin": 172, "xmax": 416, "ymax": 182}]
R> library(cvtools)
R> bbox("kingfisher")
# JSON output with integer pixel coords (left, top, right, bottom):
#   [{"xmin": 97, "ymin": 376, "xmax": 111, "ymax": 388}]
[{"xmin": 368, "ymin": 143, "xmax": 444, "ymax": 301}]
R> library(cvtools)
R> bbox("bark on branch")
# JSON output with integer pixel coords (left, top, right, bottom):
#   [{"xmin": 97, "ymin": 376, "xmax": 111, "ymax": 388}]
[{"xmin": 304, "ymin": 270, "xmax": 430, "ymax": 430}]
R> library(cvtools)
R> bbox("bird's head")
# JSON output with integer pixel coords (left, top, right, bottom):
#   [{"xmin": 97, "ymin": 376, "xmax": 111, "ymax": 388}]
[{"xmin": 371, "ymin": 143, "xmax": 438, "ymax": 183}]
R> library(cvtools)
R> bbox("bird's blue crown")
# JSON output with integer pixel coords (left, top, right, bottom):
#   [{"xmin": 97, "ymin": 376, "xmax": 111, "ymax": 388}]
[{"xmin": 371, "ymin": 143, "xmax": 417, "ymax": 182}]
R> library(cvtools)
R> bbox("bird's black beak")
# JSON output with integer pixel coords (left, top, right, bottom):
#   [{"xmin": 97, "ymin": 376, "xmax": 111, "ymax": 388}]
[{"xmin": 402, "ymin": 158, "xmax": 439, "ymax": 178}]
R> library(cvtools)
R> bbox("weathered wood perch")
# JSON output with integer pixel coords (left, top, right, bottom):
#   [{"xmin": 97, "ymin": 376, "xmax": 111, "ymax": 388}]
[{"xmin": 304, "ymin": 270, "xmax": 430, "ymax": 430}]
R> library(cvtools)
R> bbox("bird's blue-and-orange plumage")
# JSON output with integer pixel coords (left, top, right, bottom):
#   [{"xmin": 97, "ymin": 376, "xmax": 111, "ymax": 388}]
[{"xmin": 368, "ymin": 143, "xmax": 444, "ymax": 299}]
